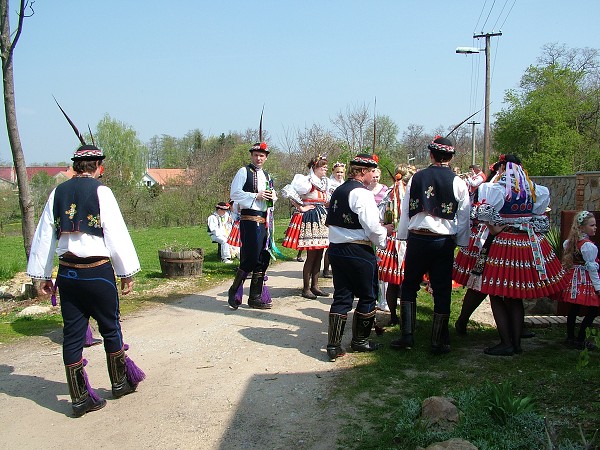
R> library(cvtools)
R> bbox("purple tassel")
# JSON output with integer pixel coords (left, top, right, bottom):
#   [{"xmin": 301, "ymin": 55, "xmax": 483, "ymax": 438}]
[
  {"xmin": 125, "ymin": 355, "xmax": 146, "ymax": 385},
  {"xmin": 261, "ymin": 275, "xmax": 272, "ymax": 304},
  {"xmin": 81, "ymin": 359, "xmax": 102, "ymax": 402},
  {"xmin": 51, "ymin": 282, "xmax": 57, "ymax": 307},
  {"xmin": 234, "ymin": 276, "xmax": 247, "ymax": 305},
  {"xmin": 124, "ymin": 343, "xmax": 130, "ymax": 351},
  {"xmin": 85, "ymin": 325, "xmax": 94, "ymax": 346}
]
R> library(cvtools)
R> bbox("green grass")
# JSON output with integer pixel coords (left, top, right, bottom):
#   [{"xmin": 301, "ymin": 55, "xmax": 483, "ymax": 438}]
[
  {"xmin": 0, "ymin": 219, "xmax": 297, "ymax": 340},
  {"xmin": 334, "ymin": 287, "xmax": 600, "ymax": 449}
]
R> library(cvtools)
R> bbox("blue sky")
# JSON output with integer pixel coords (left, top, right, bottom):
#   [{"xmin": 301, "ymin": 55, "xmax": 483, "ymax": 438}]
[{"xmin": 1, "ymin": 0, "xmax": 598, "ymax": 164}]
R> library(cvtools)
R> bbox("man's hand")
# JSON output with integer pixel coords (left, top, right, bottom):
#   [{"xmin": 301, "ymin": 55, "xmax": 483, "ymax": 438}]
[
  {"xmin": 121, "ymin": 277, "xmax": 134, "ymax": 295},
  {"xmin": 384, "ymin": 223, "xmax": 395, "ymax": 236},
  {"xmin": 39, "ymin": 280, "xmax": 54, "ymax": 295}
]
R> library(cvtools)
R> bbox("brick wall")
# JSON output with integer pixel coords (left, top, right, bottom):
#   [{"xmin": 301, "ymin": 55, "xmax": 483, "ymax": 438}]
[{"xmin": 530, "ymin": 171, "xmax": 599, "ymax": 228}]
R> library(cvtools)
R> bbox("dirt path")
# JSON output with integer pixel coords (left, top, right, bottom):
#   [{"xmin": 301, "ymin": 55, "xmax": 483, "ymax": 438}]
[
  {"xmin": 0, "ymin": 261, "xmax": 496, "ymax": 449},
  {"xmin": 0, "ymin": 261, "xmax": 353, "ymax": 450}
]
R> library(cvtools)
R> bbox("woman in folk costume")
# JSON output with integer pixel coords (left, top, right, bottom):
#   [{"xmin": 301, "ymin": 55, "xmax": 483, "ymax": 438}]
[
  {"xmin": 282, "ymin": 154, "xmax": 330, "ymax": 299},
  {"xmin": 560, "ymin": 211, "xmax": 599, "ymax": 350},
  {"xmin": 26, "ymin": 101, "xmax": 145, "ymax": 417},
  {"xmin": 377, "ymin": 164, "xmax": 414, "ymax": 325},
  {"xmin": 226, "ymin": 200, "xmax": 242, "ymax": 249},
  {"xmin": 322, "ymin": 161, "xmax": 346, "ymax": 279},
  {"xmin": 367, "ymin": 167, "xmax": 389, "ymax": 206},
  {"xmin": 469, "ymin": 154, "xmax": 565, "ymax": 356}
]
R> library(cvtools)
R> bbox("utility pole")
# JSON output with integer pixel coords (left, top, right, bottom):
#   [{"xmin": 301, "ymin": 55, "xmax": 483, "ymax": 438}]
[
  {"xmin": 468, "ymin": 120, "xmax": 479, "ymax": 166},
  {"xmin": 473, "ymin": 31, "xmax": 502, "ymax": 172}
]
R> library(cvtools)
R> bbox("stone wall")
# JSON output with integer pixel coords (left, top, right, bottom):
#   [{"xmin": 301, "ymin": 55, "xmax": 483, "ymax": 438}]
[{"xmin": 530, "ymin": 172, "xmax": 599, "ymax": 228}]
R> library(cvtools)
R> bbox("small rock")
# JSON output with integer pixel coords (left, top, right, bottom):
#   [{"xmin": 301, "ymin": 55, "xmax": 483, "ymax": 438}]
[
  {"xmin": 17, "ymin": 305, "xmax": 53, "ymax": 317},
  {"xmin": 418, "ymin": 438, "xmax": 478, "ymax": 450}
]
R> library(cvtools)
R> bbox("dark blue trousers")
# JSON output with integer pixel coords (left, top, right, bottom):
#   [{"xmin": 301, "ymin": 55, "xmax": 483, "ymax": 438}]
[
  {"xmin": 401, "ymin": 233, "xmax": 456, "ymax": 314},
  {"xmin": 239, "ymin": 220, "xmax": 270, "ymax": 274},
  {"xmin": 328, "ymin": 243, "xmax": 378, "ymax": 315},
  {"xmin": 57, "ymin": 262, "xmax": 124, "ymax": 365}
]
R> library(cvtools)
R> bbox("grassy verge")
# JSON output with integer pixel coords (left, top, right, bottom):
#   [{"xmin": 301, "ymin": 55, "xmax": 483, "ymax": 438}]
[
  {"xmin": 333, "ymin": 287, "xmax": 600, "ymax": 449},
  {"xmin": 0, "ymin": 220, "xmax": 298, "ymax": 341}
]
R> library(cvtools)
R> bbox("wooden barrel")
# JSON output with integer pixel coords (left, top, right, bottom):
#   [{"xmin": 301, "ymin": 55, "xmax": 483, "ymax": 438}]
[{"xmin": 158, "ymin": 248, "xmax": 204, "ymax": 278}]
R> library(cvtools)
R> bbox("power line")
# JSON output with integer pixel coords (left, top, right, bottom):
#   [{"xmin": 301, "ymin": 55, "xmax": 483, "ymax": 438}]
[
  {"xmin": 473, "ymin": 0, "xmax": 489, "ymax": 34},
  {"xmin": 480, "ymin": 0, "xmax": 497, "ymax": 31},
  {"xmin": 500, "ymin": 0, "xmax": 517, "ymax": 30}
]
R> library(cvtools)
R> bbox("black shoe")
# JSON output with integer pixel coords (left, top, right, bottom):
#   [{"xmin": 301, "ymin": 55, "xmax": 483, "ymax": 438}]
[
  {"xmin": 326, "ymin": 345, "xmax": 345, "ymax": 361},
  {"xmin": 72, "ymin": 395, "xmax": 107, "ymax": 417},
  {"xmin": 390, "ymin": 335, "xmax": 414, "ymax": 350},
  {"xmin": 454, "ymin": 319, "xmax": 467, "ymax": 336},
  {"xmin": 521, "ymin": 328, "xmax": 536, "ymax": 339},
  {"xmin": 322, "ymin": 270, "xmax": 333, "ymax": 278},
  {"xmin": 301, "ymin": 290, "xmax": 317, "ymax": 300},
  {"xmin": 484, "ymin": 343, "xmax": 514, "ymax": 356},
  {"xmin": 248, "ymin": 299, "xmax": 272, "ymax": 309},
  {"xmin": 296, "ymin": 257, "xmax": 304, "ymax": 262},
  {"xmin": 431, "ymin": 343, "xmax": 451, "ymax": 355},
  {"xmin": 351, "ymin": 340, "xmax": 380, "ymax": 352}
]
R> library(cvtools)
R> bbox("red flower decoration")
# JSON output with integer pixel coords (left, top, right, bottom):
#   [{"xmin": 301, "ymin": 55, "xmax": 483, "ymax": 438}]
[
  {"xmin": 260, "ymin": 142, "xmax": 267, "ymax": 150},
  {"xmin": 372, "ymin": 154, "xmax": 379, "ymax": 163}
]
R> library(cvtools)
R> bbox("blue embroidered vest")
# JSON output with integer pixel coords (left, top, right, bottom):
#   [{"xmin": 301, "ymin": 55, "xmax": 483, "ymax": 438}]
[
  {"xmin": 408, "ymin": 166, "xmax": 458, "ymax": 220},
  {"xmin": 326, "ymin": 179, "xmax": 364, "ymax": 229},
  {"xmin": 53, "ymin": 177, "xmax": 104, "ymax": 239}
]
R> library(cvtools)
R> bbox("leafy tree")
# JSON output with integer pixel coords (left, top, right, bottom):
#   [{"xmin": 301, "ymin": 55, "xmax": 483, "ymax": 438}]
[
  {"xmin": 0, "ymin": 0, "xmax": 35, "ymax": 259},
  {"xmin": 94, "ymin": 114, "xmax": 146, "ymax": 187},
  {"xmin": 493, "ymin": 44, "xmax": 600, "ymax": 175},
  {"xmin": 30, "ymin": 171, "xmax": 57, "ymax": 218}
]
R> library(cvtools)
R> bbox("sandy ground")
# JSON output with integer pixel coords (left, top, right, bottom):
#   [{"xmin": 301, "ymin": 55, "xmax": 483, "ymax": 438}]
[{"xmin": 0, "ymin": 261, "xmax": 495, "ymax": 449}]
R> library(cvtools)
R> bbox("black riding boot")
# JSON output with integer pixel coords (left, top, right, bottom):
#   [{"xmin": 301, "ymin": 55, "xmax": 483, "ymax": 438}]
[
  {"xmin": 66, "ymin": 359, "xmax": 106, "ymax": 417},
  {"xmin": 248, "ymin": 272, "xmax": 271, "ymax": 309},
  {"xmin": 228, "ymin": 268, "xmax": 247, "ymax": 309},
  {"xmin": 326, "ymin": 313, "xmax": 347, "ymax": 361},
  {"xmin": 350, "ymin": 310, "xmax": 380, "ymax": 352},
  {"xmin": 107, "ymin": 348, "xmax": 137, "ymax": 398},
  {"xmin": 431, "ymin": 312, "xmax": 451, "ymax": 355},
  {"xmin": 390, "ymin": 301, "xmax": 415, "ymax": 349}
]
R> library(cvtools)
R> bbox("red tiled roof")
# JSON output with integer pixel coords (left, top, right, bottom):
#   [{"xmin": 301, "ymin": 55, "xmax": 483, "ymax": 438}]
[
  {"xmin": 145, "ymin": 168, "xmax": 192, "ymax": 186},
  {"xmin": 0, "ymin": 166, "xmax": 72, "ymax": 182}
]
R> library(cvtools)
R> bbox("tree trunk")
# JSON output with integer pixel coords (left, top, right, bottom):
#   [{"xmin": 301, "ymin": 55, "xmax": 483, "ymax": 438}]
[{"xmin": 1, "ymin": 0, "xmax": 35, "ymax": 260}]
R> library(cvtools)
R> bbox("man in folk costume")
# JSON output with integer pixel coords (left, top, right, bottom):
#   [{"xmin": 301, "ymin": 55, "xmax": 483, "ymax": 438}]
[
  {"xmin": 228, "ymin": 140, "xmax": 277, "ymax": 309},
  {"xmin": 325, "ymin": 154, "xmax": 391, "ymax": 361},
  {"xmin": 26, "ymin": 102, "xmax": 145, "ymax": 417},
  {"xmin": 207, "ymin": 201, "xmax": 234, "ymax": 263},
  {"xmin": 391, "ymin": 136, "xmax": 470, "ymax": 354}
]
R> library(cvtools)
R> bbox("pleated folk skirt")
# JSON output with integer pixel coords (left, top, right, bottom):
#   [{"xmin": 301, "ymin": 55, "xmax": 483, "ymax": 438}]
[
  {"xmin": 282, "ymin": 206, "xmax": 329, "ymax": 250},
  {"xmin": 377, "ymin": 233, "xmax": 406, "ymax": 285}
]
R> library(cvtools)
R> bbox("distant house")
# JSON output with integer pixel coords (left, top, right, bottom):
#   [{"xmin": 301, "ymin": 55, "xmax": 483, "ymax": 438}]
[
  {"xmin": 141, "ymin": 168, "xmax": 193, "ymax": 188},
  {"xmin": 0, "ymin": 166, "xmax": 74, "ymax": 190}
]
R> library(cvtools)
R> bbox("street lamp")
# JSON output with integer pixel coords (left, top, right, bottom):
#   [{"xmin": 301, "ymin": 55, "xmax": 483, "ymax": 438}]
[{"xmin": 456, "ymin": 31, "xmax": 502, "ymax": 171}]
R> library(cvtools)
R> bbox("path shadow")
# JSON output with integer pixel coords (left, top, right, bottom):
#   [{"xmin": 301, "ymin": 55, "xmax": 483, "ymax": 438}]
[{"xmin": 0, "ymin": 364, "xmax": 71, "ymax": 415}]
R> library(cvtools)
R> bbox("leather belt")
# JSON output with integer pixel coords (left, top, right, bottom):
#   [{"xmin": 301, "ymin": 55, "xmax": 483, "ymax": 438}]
[
  {"xmin": 349, "ymin": 240, "xmax": 372, "ymax": 247},
  {"xmin": 240, "ymin": 215, "xmax": 266, "ymax": 224},
  {"xmin": 59, "ymin": 258, "xmax": 110, "ymax": 269},
  {"xmin": 410, "ymin": 229, "xmax": 440, "ymax": 236}
]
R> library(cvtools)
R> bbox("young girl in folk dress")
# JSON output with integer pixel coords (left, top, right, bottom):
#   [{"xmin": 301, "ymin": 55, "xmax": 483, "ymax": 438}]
[
  {"xmin": 561, "ymin": 211, "xmax": 599, "ymax": 350},
  {"xmin": 377, "ymin": 164, "xmax": 414, "ymax": 325},
  {"xmin": 282, "ymin": 155, "xmax": 330, "ymax": 299}
]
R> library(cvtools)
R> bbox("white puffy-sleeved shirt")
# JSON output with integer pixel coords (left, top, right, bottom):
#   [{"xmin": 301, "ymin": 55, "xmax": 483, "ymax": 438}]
[
  {"xmin": 26, "ymin": 186, "xmax": 141, "ymax": 280},
  {"xmin": 563, "ymin": 238, "xmax": 600, "ymax": 291},
  {"xmin": 396, "ymin": 175, "xmax": 471, "ymax": 247},
  {"xmin": 290, "ymin": 171, "xmax": 328, "ymax": 203},
  {"xmin": 328, "ymin": 184, "xmax": 387, "ymax": 249},
  {"xmin": 477, "ymin": 181, "xmax": 550, "ymax": 217},
  {"xmin": 230, "ymin": 166, "xmax": 278, "ymax": 211}
]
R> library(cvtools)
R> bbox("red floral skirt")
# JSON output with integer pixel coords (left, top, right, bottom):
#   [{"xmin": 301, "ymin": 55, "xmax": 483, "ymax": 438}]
[
  {"xmin": 560, "ymin": 266, "xmax": 600, "ymax": 307},
  {"xmin": 226, "ymin": 220, "xmax": 241, "ymax": 247},
  {"xmin": 377, "ymin": 233, "xmax": 406, "ymax": 285},
  {"xmin": 282, "ymin": 206, "xmax": 329, "ymax": 250},
  {"xmin": 452, "ymin": 225, "xmax": 486, "ymax": 286},
  {"xmin": 474, "ymin": 229, "xmax": 565, "ymax": 298}
]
